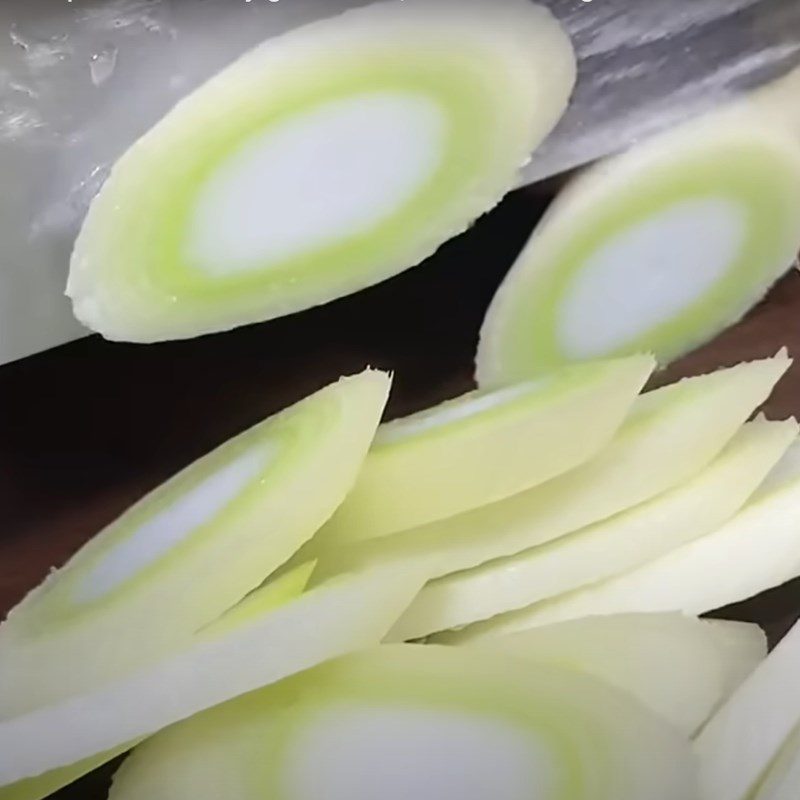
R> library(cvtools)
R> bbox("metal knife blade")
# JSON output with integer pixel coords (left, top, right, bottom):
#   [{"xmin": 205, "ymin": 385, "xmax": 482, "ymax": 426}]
[{"xmin": 526, "ymin": 0, "xmax": 800, "ymax": 184}]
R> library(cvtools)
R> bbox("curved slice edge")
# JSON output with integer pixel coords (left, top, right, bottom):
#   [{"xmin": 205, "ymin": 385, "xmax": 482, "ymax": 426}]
[
  {"xmin": 0, "ymin": 562, "xmax": 427, "ymax": 788},
  {"xmin": 69, "ymin": 0, "xmax": 576, "ymax": 343}
]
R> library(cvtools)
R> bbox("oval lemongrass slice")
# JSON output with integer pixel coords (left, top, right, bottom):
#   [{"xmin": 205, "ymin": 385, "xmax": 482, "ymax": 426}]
[
  {"xmin": 695, "ymin": 619, "xmax": 800, "ymax": 800},
  {"xmin": 392, "ymin": 417, "xmax": 796, "ymax": 640},
  {"xmin": 492, "ymin": 438, "xmax": 800, "ymax": 630},
  {"xmin": 316, "ymin": 353, "xmax": 791, "ymax": 588},
  {"xmin": 0, "ymin": 562, "xmax": 428, "ymax": 789},
  {"xmin": 462, "ymin": 614, "xmax": 766, "ymax": 736},
  {"xmin": 316, "ymin": 355, "xmax": 654, "ymax": 545},
  {"xmin": 108, "ymin": 645, "xmax": 696, "ymax": 800},
  {"xmin": 476, "ymin": 70, "xmax": 800, "ymax": 384},
  {"xmin": 0, "ymin": 370, "xmax": 390, "ymax": 716},
  {"xmin": 67, "ymin": 0, "xmax": 576, "ymax": 344}
]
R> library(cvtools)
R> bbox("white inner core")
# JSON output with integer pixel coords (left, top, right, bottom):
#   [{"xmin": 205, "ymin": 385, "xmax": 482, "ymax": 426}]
[
  {"xmin": 188, "ymin": 92, "xmax": 446, "ymax": 274},
  {"xmin": 375, "ymin": 381, "xmax": 549, "ymax": 445},
  {"xmin": 558, "ymin": 197, "xmax": 748, "ymax": 358},
  {"xmin": 281, "ymin": 705, "xmax": 549, "ymax": 800},
  {"xmin": 77, "ymin": 445, "xmax": 271, "ymax": 603}
]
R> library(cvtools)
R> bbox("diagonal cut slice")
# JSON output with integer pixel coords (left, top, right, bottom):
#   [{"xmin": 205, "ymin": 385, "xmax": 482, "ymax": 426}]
[
  {"xmin": 395, "ymin": 417, "xmax": 796, "ymax": 640},
  {"xmin": 461, "ymin": 613, "xmax": 766, "ymax": 736},
  {"xmin": 751, "ymin": 724, "xmax": 800, "ymax": 800},
  {"xmin": 0, "ymin": 564, "xmax": 428, "ymax": 790},
  {"xmin": 491, "ymin": 439, "xmax": 800, "ymax": 631},
  {"xmin": 107, "ymin": 645, "xmax": 697, "ymax": 800},
  {"xmin": 68, "ymin": 0, "xmax": 576, "ymax": 343},
  {"xmin": 316, "ymin": 355, "xmax": 791, "ymax": 595},
  {"xmin": 0, "ymin": 561, "xmax": 316, "ymax": 800},
  {"xmin": 696, "ymin": 618, "xmax": 800, "ymax": 800},
  {"xmin": 0, "ymin": 370, "xmax": 390, "ymax": 715},
  {"xmin": 316, "ymin": 355, "xmax": 654, "ymax": 544}
]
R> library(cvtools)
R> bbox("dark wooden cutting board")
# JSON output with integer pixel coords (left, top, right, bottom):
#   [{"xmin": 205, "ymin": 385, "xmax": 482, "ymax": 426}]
[{"xmin": 2, "ymin": 186, "xmax": 800, "ymax": 798}]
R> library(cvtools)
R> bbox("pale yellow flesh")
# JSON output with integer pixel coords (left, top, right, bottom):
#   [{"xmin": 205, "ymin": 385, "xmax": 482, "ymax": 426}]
[
  {"xmin": 392, "ymin": 418, "xmax": 795, "ymax": 641},
  {"xmin": 465, "ymin": 614, "xmax": 766, "ymax": 736},
  {"xmin": 491, "ymin": 440, "xmax": 800, "ymax": 632},
  {"xmin": 0, "ymin": 564, "xmax": 428, "ymax": 788},
  {"xmin": 107, "ymin": 645, "xmax": 697, "ymax": 800},
  {"xmin": 752, "ymin": 724, "xmax": 800, "ymax": 800},
  {"xmin": 313, "ymin": 355, "xmax": 791, "ymax": 596},
  {"xmin": 696, "ymin": 618, "xmax": 800, "ymax": 800},
  {"xmin": 315, "ymin": 355, "xmax": 654, "ymax": 544},
  {"xmin": 0, "ymin": 371, "xmax": 390, "ymax": 717}
]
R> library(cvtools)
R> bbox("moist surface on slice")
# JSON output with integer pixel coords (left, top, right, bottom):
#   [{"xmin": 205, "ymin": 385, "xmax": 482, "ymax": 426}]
[{"xmin": 68, "ymin": 0, "xmax": 576, "ymax": 343}]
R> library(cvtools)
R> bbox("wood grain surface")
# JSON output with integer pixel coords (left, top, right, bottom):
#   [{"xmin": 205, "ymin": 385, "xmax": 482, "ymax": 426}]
[{"xmin": 1, "ymin": 186, "xmax": 800, "ymax": 798}]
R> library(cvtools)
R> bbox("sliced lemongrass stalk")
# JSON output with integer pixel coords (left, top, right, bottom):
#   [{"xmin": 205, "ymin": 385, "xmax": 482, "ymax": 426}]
[
  {"xmin": 393, "ymin": 417, "xmax": 796, "ymax": 640},
  {"xmin": 316, "ymin": 355, "xmax": 654, "ymax": 545},
  {"xmin": 752, "ymin": 724, "xmax": 800, "ymax": 800},
  {"xmin": 447, "ymin": 613, "xmax": 768, "ymax": 699},
  {"xmin": 0, "ymin": 567, "xmax": 315, "ymax": 800},
  {"xmin": 0, "ymin": 562, "xmax": 427, "ymax": 789},
  {"xmin": 316, "ymin": 353, "xmax": 791, "ymax": 589},
  {"xmin": 476, "ymin": 69, "xmax": 800, "ymax": 384},
  {"xmin": 492, "ymin": 438, "xmax": 800, "ymax": 630},
  {"xmin": 67, "ymin": 0, "xmax": 576, "ymax": 344},
  {"xmin": 108, "ymin": 645, "xmax": 696, "ymax": 800},
  {"xmin": 695, "ymin": 619, "xmax": 800, "ymax": 800},
  {"xmin": 0, "ymin": 561, "xmax": 317, "ymax": 800},
  {"xmin": 0, "ymin": 370, "xmax": 390, "ymax": 716},
  {"xmin": 463, "ymin": 614, "xmax": 765, "ymax": 736}
]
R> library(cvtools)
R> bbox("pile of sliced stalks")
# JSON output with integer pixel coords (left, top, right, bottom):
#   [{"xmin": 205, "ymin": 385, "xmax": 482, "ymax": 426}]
[
  {"xmin": 5, "ymin": 1, "xmax": 800, "ymax": 799},
  {"xmin": 3, "ymin": 350, "xmax": 800, "ymax": 800}
]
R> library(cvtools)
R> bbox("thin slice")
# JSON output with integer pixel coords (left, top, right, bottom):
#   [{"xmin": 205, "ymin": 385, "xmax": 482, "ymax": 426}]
[
  {"xmin": 108, "ymin": 645, "xmax": 696, "ymax": 800},
  {"xmin": 488, "ymin": 439, "xmax": 800, "ymax": 631},
  {"xmin": 392, "ymin": 417, "xmax": 796, "ymax": 640},
  {"xmin": 68, "ymin": 0, "xmax": 576, "ymax": 343},
  {"xmin": 316, "ymin": 353, "xmax": 791, "ymax": 587},
  {"xmin": 695, "ymin": 618, "xmax": 800, "ymax": 800},
  {"xmin": 477, "ymin": 68, "xmax": 800, "ymax": 383},
  {"xmin": 0, "ymin": 561, "xmax": 316, "ymax": 800},
  {"xmin": 0, "ymin": 370, "xmax": 390, "ymax": 715},
  {"xmin": 0, "ymin": 577, "xmax": 319, "ymax": 800},
  {"xmin": 0, "ymin": 563, "xmax": 427, "ymax": 788},
  {"xmin": 752, "ymin": 723, "xmax": 800, "ymax": 800},
  {"xmin": 316, "ymin": 355, "xmax": 654, "ymax": 544},
  {"xmin": 461, "ymin": 614, "xmax": 766, "ymax": 736}
]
